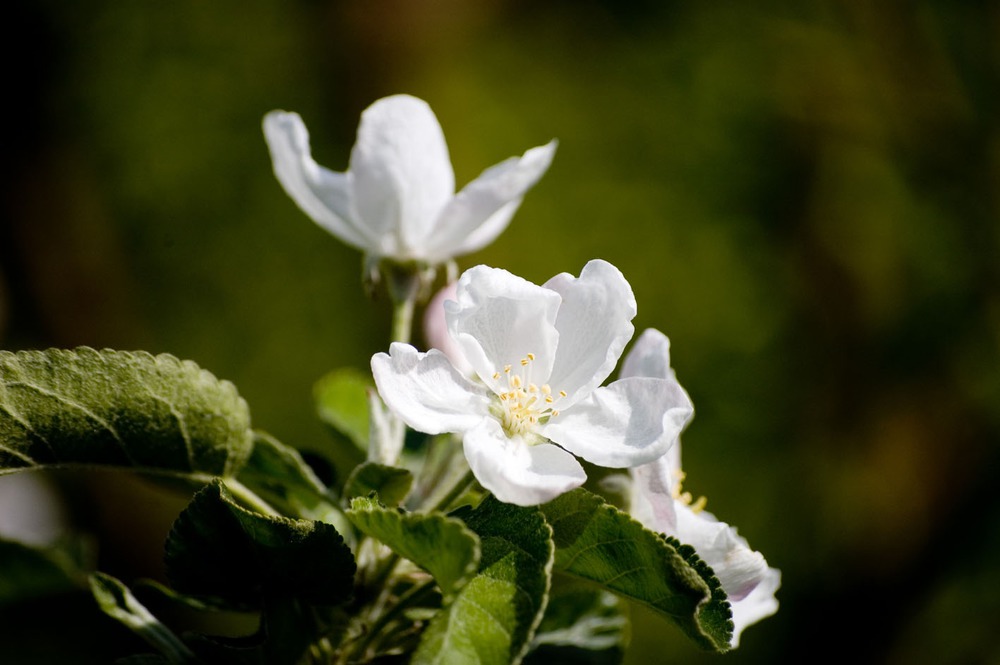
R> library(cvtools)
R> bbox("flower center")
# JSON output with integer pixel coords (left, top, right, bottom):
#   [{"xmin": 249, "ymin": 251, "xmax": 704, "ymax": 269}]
[
  {"xmin": 672, "ymin": 469, "xmax": 708, "ymax": 513},
  {"xmin": 490, "ymin": 353, "xmax": 566, "ymax": 439}
]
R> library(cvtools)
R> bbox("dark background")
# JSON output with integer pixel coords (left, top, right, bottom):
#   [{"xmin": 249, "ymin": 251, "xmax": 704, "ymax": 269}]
[{"xmin": 2, "ymin": 1, "xmax": 998, "ymax": 663}]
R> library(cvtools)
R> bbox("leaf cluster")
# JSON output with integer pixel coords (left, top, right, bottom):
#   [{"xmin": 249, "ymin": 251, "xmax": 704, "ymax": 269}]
[{"xmin": 0, "ymin": 349, "xmax": 733, "ymax": 663}]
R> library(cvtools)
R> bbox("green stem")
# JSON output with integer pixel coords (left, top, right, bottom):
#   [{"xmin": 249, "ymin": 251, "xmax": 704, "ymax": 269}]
[
  {"xmin": 386, "ymin": 265, "xmax": 422, "ymax": 345},
  {"xmin": 391, "ymin": 293, "xmax": 416, "ymax": 345},
  {"xmin": 351, "ymin": 578, "xmax": 437, "ymax": 662},
  {"xmin": 222, "ymin": 477, "xmax": 281, "ymax": 517}
]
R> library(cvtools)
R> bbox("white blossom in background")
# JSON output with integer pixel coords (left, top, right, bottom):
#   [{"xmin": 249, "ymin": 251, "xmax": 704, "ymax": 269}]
[
  {"xmin": 623, "ymin": 328, "xmax": 780, "ymax": 647},
  {"xmin": 0, "ymin": 473, "xmax": 66, "ymax": 546},
  {"xmin": 263, "ymin": 94, "xmax": 557, "ymax": 265},
  {"xmin": 372, "ymin": 260, "xmax": 693, "ymax": 506}
]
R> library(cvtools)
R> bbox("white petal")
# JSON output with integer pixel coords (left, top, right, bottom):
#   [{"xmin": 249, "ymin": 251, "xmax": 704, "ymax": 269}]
[
  {"xmin": 730, "ymin": 566, "xmax": 781, "ymax": 647},
  {"xmin": 348, "ymin": 95, "xmax": 454, "ymax": 257},
  {"xmin": 619, "ymin": 328, "xmax": 689, "ymax": 472},
  {"xmin": 262, "ymin": 111, "xmax": 373, "ymax": 250},
  {"xmin": 621, "ymin": 328, "xmax": 676, "ymax": 382},
  {"xmin": 463, "ymin": 418, "xmax": 586, "ymax": 506},
  {"xmin": 673, "ymin": 505, "xmax": 779, "ymax": 646},
  {"xmin": 544, "ymin": 260, "xmax": 637, "ymax": 407},
  {"xmin": 371, "ymin": 343, "xmax": 489, "ymax": 435},
  {"xmin": 629, "ymin": 454, "xmax": 679, "ymax": 533},
  {"xmin": 543, "ymin": 377, "xmax": 693, "ymax": 468},
  {"xmin": 446, "ymin": 265, "xmax": 561, "ymax": 392},
  {"xmin": 423, "ymin": 141, "xmax": 558, "ymax": 262}
]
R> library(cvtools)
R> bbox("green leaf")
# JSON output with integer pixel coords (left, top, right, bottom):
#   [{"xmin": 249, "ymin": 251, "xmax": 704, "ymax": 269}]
[
  {"xmin": 413, "ymin": 496, "xmax": 554, "ymax": 665},
  {"xmin": 0, "ymin": 348, "xmax": 252, "ymax": 478},
  {"xmin": 0, "ymin": 536, "xmax": 92, "ymax": 605},
  {"xmin": 540, "ymin": 489, "xmax": 733, "ymax": 652},
  {"xmin": 315, "ymin": 368, "xmax": 372, "ymax": 450},
  {"xmin": 89, "ymin": 572, "xmax": 197, "ymax": 664},
  {"xmin": 524, "ymin": 586, "xmax": 628, "ymax": 665},
  {"xmin": 343, "ymin": 462, "xmax": 413, "ymax": 506},
  {"xmin": 237, "ymin": 431, "xmax": 355, "ymax": 548},
  {"xmin": 236, "ymin": 431, "xmax": 347, "ymax": 525},
  {"xmin": 164, "ymin": 480, "xmax": 356, "ymax": 608},
  {"xmin": 347, "ymin": 495, "xmax": 479, "ymax": 602}
]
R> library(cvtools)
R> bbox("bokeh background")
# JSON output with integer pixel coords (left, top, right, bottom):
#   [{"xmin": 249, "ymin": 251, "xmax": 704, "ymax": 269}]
[{"xmin": 2, "ymin": 1, "xmax": 999, "ymax": 663}]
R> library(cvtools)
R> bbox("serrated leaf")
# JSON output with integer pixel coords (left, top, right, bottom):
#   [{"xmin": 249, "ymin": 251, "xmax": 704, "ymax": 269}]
[
  {"xmin": 413, "ymin": 496, "xmax": 554, "ymax": 665},
  {"xmin": 524, "ymin": 586, "xmax": 628, "ymax": 665},
  {"xmin": 347, "ymin": 495, "xmax": 479, "ymax": 602},
  {"xmin": 315, "ymin": 368, "xmax": 371, "ymax": 450},
  {"xmin": 164, "ymin": 480, "xmax": 356, "ymax": 607},
  {"xmin": 343, "ymin": 462, "xmax": 413, "ymax": 506},
  {"xmin": 90, "ymin": 572, "xmax": 197, "ymax": 664},
  {"xmin": 0, "ymin": 348, "xmax": 252, "ymax": 478},
  {"xmin": 540, "ymin": 489, "xmax": 732, "ymax": 652}
]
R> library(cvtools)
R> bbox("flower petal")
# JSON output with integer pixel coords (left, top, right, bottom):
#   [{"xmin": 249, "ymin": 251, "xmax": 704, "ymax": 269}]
[
  {"xmin": 730, "ymin": 566, "xmax": 781, "ymax": 647},
  {"xmin": 463, "ymin": 418, "xmax": 586, "ymax": 506},
  {"xmin": 629, "ymin": 454, "xmax": 680, "ymax": 534},
  {"xmin": 673, "ymin": 505, "xmax": 779, "ymax": 646},
  {"xmin": 348, "ymin": 95, "xmax": 455, "ymax": 257},
  {"xmin": 544, "ymin": 260, "xmax": 637, "ymax": 407},
  {"xmin": 262, "ymin": 111, "xmax": 373, "ymax": 250},
  {"xmin": 423, "ymin": 140, "xmax": 558, "ymax": 263},
  {"xmin": 371, "ymin": 343, "xmax": 489, "ymax": 435},
  {"xmin": 621, "ymin": 328, "xmax": 676, "ymax": 382},
  {"xmin": 543, "ymin": 376, "xmax": 693, "ymax": 467},
  {"xmin": 446, "ymin": 265, "xmax": 561, "ymax": 392}
]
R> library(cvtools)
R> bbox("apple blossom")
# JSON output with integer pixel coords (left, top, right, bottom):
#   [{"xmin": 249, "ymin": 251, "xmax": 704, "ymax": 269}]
[
  {"xmin": 623, "ymin": 328, "xmax": 780, "ymax": 647},
  {"xmin": 263, "ymin": 94, "xmax": 557, "ymax": 265},
  {"xmin": 371, "ymin": 260, "xmax": 693, "ymax": 506}
]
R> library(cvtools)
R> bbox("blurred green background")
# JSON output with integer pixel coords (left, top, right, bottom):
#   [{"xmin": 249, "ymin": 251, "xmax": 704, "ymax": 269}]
[{"xmin": 2, "ymin": 1, "xmax": 999, "ymax": 663}]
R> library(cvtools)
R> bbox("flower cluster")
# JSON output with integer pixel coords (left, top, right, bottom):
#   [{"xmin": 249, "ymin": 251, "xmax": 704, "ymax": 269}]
[{"xmin": 263, "ymin": 93, "xmax": 779, "ymax": 647}]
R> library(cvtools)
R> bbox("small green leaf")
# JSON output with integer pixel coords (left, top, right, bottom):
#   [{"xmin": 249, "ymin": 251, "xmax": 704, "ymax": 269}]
[
  {"xmin": 0, "ymin": 348, "xmax": 252, "ymax": 478},
  {"xmin": 414, "ymin": 496, "xmax": 554, "ymax": 665},
  {"xmin": 237, "ymin": 432, "xmax": 342, "ymax": 521},
  {"xmin": 89, "ymin": 572, "xmax": 197, "ymax": 664},
  {"xmin": 343, "ymin": 462, "xmax": 413, "ymax": 506},
  {"xmin": 524, "ymin": 586, "xmax": 628, "ymax": 664},
  {"xmin": 164, "ymin": 480, "xmax": 356, "ymax": 608},
  {"xmin": 347, "ymin": 495, "xmax": 479, "ymax": 602},
  {"xmin": 540, "ymin": 489, "xmax": 733, "ymax": 652},
  {"xmin": 315, "ymin": 368, "xmax": 372, "ymax": 450},
  {"xmin": 0, "ymin": 536, "xmax": 92, "ymax": 605}
]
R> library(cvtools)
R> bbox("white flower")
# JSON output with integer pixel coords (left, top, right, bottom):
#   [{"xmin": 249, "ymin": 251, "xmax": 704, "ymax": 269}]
[
  {"xmin": 262, "ymin": 94, "xmax": 557, "ymax": 265},
  {"xmin": 371, "ymin": 260, "xmax": 694, "ymax": 506},
  {"xmin": 623, "ymin": 329, "xmax": 780, "ymax": 648}
]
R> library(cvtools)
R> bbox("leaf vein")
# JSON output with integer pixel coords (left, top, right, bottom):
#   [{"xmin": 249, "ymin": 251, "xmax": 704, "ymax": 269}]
[
  {"xmin": 5, "ymin": 381, "xmax": 136, "ymax": 464},
  {"xmin": 600, "ymin": 565, "xmax": 647, "ymax": 586},
  {"xmin": 559, "ymin": 537, "xmax": 634, "ymax": 571}
]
